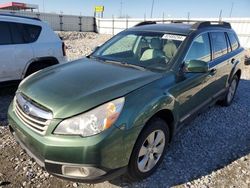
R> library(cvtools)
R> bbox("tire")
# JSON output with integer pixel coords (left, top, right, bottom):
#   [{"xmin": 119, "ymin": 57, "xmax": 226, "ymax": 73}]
[
  {"xmin": 220, "ymin": 75, "xmax": 239, "ymax": 106},
  {"xmin": 127, "ymin": 117, "xmax": 170, "ymax": 181},
  {"xmin": 25, "ymin": 61, "xmax": 56, "ymax": 77},
  {"xmin": 25, "ymin": 63, "xmax": 46, "ymax": 77}
]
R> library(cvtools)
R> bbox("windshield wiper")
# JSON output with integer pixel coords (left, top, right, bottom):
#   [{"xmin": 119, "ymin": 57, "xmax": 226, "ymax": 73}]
[{"xmin": 104, "ymin": 60, "xmax": 146, "ymax": 71}]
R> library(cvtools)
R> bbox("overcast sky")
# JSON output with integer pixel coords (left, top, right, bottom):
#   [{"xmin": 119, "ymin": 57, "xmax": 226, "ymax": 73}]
[{"xmin": 0, "ymin": 0, "xmax": 249, "ymax": 18}]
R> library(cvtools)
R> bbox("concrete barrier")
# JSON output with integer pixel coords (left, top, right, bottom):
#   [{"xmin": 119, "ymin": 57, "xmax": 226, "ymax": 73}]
[
  {"xmin": 96, "ymin": 17, "xmax": 250, "ymax": 48},
  {"xmin": 0, "ymin": 9, "xmax": 95, "ymax": 32}
]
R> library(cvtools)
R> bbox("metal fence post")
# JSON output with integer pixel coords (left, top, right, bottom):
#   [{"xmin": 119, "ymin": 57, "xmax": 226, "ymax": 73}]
[
  {"xmin": 59, "ymin": 15, "xmax": 63, "ymax": 31},
  {"xmin": 79, "ymin": 16, "xmax": 82, "ymax": 32},
  {"xmin": 98, "ymin": 18, "xmax": 101, "ymax": 33},
  {"xmin": 36, "ymin": 13, "xmax": 40, "ymax": 19},
  {"xmin": 112, "ymin": 15, "xmax": 115, "ymax": 35},
  {"xmin": 126, "ymin": 15, "xmax": 128, "ymax": 29}
]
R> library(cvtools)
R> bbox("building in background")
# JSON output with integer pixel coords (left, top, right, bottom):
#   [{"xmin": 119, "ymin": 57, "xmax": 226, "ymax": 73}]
[{"xmin": 0, "ymin": 2, "xmax": 38, "ymax": 12}]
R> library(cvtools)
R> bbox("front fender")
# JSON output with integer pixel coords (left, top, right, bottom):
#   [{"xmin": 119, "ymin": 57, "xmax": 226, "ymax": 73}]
[{"xmin": 116, "ymin": 81, "xmax": 178, "ymax": 165}]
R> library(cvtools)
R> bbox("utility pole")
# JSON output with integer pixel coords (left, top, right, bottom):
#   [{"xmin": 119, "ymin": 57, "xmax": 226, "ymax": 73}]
[
  {"xmin": 120, "ymin": 0, "xmax": 123, "ymax": 18},
  {"xmin": 150, "ymin": 0, "xmax": 155, "ymax": 18},
  {"xmin": 219, "ymin": 9, "xmax": 222, "ymax": 21},
  {"xmin": 229, "ymin": 2, "xmax": 234, "ymax": 17},
  {"xmin": 42, "ymin": 0, "xmax": 45, "ymax": 13}
]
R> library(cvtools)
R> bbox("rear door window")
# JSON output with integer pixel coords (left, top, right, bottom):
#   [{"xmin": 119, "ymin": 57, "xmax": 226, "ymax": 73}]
[
  {"xmin": 23, "ymin": 24, "xmax": 42, "ymax": 43},
  {"xmin": 0, "ymin": 22, "xmax": 12, "ymax": 45},
  {"xmin": 228, "ymin": 32, "xmax": 239, "ymax": 51},
  {"xmin": 9, "ymin": 23, "xmax": 25, "ymax": 44},
  {"xmin": 7, "ymin": 22, "xmax": 41, "ymax": 44},
  {"xmin": 210, "ymin": 32, "xmax": 228, "ymax": 59}
]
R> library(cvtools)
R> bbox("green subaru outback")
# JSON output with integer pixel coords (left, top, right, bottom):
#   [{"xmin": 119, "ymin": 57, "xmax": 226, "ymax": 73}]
[{"xmin": 8, "ymin": 21, "xmax": 245, "ymax": 182}]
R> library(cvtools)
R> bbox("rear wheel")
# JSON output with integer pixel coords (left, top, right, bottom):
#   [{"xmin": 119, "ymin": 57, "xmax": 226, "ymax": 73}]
[
  {"xmin": 127, "ymin": 118, "xmax": 170, "ymax": 181},
  {"xmin": 220, "ymin": 75, "xmax": 239, "ymax": 106}
]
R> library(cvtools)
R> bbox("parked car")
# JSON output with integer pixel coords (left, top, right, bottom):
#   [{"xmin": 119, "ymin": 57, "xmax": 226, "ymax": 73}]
[
  {"xmin": 0, "ymin": 14, "xmax": 67, "ymax": 83},
  {"xmin": 8, "ymin": 21, "xmax": 246, "ymax": 183}
]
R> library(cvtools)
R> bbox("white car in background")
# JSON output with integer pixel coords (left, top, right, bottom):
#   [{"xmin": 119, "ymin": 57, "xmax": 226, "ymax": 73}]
[{"xmin": 0, "ymin": 14, "xmax": 67, "ymax": 83}]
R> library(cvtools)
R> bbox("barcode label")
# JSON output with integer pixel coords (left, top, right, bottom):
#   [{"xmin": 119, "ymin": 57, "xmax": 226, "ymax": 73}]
[{"xmin": 162, "ymin": 34, "xmax": 186, "ymax": 41}]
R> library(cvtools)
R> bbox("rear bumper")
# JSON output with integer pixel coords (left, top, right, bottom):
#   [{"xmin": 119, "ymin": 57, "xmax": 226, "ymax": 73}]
[{"xmin": 58, "ymin": 56, "xmax": 68, "ymax": 64}]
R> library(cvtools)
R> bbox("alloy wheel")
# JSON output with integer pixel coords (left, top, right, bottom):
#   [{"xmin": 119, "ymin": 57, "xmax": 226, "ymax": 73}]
[{"xmin": 137, "ymin": 130, "xmax": 166, "ymax": 173}]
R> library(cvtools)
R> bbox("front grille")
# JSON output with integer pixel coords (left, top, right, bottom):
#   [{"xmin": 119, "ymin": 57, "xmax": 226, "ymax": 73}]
[{"xmin": 14, "ymin": 93, "xmax": 53, "ymax": 135}]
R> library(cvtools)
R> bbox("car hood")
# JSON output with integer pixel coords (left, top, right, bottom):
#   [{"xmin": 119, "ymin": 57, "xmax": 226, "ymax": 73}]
[{"xmin": 19, "ymin": 58, "xmax": 162, "ymax": 119}]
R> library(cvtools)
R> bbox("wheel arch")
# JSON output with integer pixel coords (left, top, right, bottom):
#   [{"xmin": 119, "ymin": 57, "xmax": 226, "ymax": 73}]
[
  {"xmin": 228, "ymin": 67, "xmax": 242, "ymax": 85},
  {"xmin": 22, "ymin": 57, "xmax": 59, "ymax": 78}
]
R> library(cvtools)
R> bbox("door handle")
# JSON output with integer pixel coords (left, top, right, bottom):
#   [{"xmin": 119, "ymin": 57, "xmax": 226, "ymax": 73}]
[
  {"xmin": 231, "ymin": 58, "xmax": 236, "ymax": 65},
  {"xmin": 209, "ymin": 68, "xmax": 217, "ymax": 75}
]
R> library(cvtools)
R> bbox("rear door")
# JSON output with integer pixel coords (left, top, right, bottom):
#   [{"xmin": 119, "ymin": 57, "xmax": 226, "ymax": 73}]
[
  {"xmin": 0, "ymin": 21, "xmax": 15, "ymax": 82},
  {"xmin": 207, "ymin": 31, "xmax": 232, "ymax": 96},
  {"xmin": 9, "ymin": 22, "xmax": 34, "ymax": 79}
]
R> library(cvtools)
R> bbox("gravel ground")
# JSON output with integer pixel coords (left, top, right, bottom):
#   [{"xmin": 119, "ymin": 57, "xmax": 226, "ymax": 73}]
[{"xmin": 0, "ymin": 32, "xmax": 249, "ymax": 188}]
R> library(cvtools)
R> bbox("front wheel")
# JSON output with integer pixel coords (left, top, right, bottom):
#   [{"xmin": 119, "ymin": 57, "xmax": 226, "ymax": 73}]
[
  {"xmin": 127, "ymin": 118, "xmax": 170, "ymax": 181},
  {"xmin": 220, "ymin": 75, "xmax": 239, "ymax": 106}
]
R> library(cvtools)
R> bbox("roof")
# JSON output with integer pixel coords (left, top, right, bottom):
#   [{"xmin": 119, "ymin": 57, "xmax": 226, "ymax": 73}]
[
  {"xmin": 127, "ymin": 23, "xmax": 193, "ymax": 35},
  {"xmin": 0, "ymin": 13, "xmax": 40, "ymax": 21},
  {"xmin": 127, "ymin": 21, "xmax": 232, "ymax": 35}
]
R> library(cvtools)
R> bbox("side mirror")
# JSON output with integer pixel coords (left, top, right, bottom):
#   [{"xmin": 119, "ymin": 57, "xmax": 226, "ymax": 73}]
[
  {"xmin": 186, "ymin": 60, "xmax": 209, "ymax": 73},
  {"xmin": 245, "ymin": 58, "xmax": 250, "ymax": 66}
]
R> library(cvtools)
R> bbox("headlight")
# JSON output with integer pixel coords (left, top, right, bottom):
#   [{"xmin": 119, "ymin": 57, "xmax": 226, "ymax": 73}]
[{"xmin": 54, "ymin": 97, "xmax": 125, "ymax": 137}]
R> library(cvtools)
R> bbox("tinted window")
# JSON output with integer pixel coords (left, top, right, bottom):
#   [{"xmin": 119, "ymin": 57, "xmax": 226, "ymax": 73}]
[
  {"xmin": 8, "ymin": 22, "xmax": 41, "ymax": 44},
  {"xmin": 185, "ymin": 33, "xmax": 211, "ymax": 63},
  {"xmin": 225, "ymin": 34, "xmax": 232, "ymax": 53},
  {"xmin": 23, "ymin": 24, "xmax": 41, "ymax": 43},
  {"xmin": 9, "ymin": 23, "xmax": 25, "ymax": 44},
  {"xmin": 228, "ymin": 32, "xmax": 239, "ymax": 51},
  {"xmin": 0, "ymin": 22, "xmax": 12, "ymax": 45},
  {"xmin": 210, "ymin": 32, "xmax": 228, "ymax": 59}
]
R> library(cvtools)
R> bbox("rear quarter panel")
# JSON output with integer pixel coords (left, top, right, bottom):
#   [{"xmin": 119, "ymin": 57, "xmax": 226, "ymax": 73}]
[{"xmin": 32, "ymin": 23, "xmax": 65, "ymax": 63}]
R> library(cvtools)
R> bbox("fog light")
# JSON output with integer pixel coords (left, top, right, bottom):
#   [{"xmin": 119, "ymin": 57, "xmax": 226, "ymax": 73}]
[{"xmin": 62, "ymin": 165, "xmax": 106, "ymax": 178}]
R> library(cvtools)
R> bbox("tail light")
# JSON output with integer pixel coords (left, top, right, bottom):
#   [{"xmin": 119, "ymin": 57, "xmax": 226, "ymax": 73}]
[
  {"xmin": 59, "ymin": 36, "xmax": 66, "ymax": 57},
  {"xmin": 62, "ymin": 42, "xmax": 66, "ymax": 56}
]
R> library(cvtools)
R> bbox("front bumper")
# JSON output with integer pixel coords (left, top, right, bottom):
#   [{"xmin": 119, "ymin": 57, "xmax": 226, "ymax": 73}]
[{"xmin": 8, "ymin": 102, "xmax": 127, "ymax": 182}]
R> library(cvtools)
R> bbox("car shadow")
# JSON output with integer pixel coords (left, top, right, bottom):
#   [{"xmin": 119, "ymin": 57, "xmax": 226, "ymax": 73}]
[
  {"xmin": 0, "ymin": 80, "xmax": 249, "ymax": 187},
  {"xmin": 0, "ymin": 84, "xmax": 18, "ymax": 125},
  {"xmin": 109, "ymin": 79, "xmax": 250, "ymax": 187}
]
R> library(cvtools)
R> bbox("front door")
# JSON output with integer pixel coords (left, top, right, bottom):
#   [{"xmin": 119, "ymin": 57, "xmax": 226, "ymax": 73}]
[{"xmin": 172, "ymin": 33, "xmax": 216, "ymax": 123}]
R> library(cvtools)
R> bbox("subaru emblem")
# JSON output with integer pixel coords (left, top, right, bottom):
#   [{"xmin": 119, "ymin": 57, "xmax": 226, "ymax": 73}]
[{"xmin": 23, "ymin": 103, "xmax": 30, "ymax": 114}]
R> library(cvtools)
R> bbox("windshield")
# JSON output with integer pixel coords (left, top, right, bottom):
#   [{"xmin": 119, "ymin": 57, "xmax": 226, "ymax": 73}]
[{"xmin": 92, "ymin": 31, "xmax": 185, "ymax": 71}]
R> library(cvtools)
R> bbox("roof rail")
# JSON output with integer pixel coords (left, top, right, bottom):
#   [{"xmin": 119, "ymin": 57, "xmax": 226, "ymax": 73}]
[
  {"xmin": 191, "ymin": 21, "xmax": 231, "ymax": 29},
  {"xmin": 0, "ymin": 13, "xmax": 40, "ymax": 21},
  {"xmin": 134, "ymin": 21, "xmax": 157, "ymax": 27}
]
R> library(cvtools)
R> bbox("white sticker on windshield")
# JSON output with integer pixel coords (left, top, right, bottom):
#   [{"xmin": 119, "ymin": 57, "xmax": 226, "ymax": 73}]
[{"xmin": 162, "ymin": 34, "xmax": 186, "ymax": 41}]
